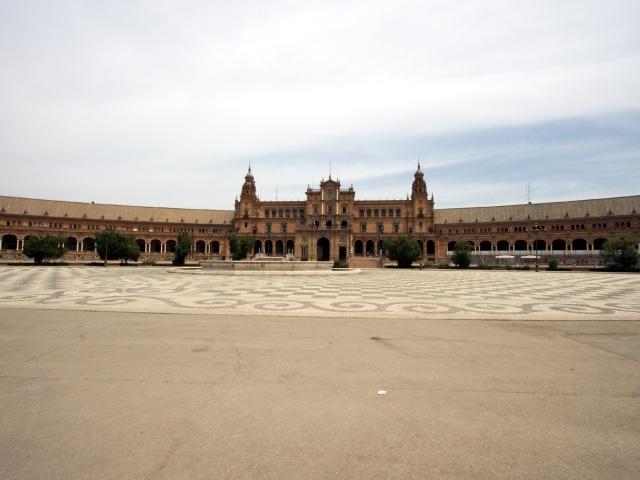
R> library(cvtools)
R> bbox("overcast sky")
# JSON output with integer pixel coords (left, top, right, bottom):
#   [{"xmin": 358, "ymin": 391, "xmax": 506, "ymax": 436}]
[{"xmin": 1, "ymin": 0, "xmax": 639, "ymax": 209}]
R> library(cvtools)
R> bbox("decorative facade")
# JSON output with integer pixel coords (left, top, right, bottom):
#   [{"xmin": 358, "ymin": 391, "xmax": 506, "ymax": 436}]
[{"xmin": 1, "ymin": 165, "xmax": 639, "ymax": 266}]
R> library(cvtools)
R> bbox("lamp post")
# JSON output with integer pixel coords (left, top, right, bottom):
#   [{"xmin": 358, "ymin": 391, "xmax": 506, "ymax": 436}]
[
  {"xmin": 533, "ymin": 223, "xmax": 540, "ymax": 272},
  {"xmin": 283, "ymin": 223, "xmax": 287, "ymax": 257},
  {"xmin": 252, "ymin": 225, "xmax": 257, "ymax": 256}
]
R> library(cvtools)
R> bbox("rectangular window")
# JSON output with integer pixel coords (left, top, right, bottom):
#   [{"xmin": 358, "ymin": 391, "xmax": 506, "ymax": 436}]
[
  {"xmin": 360, "ymin": 223, "xmax": 367, "ymax": 233},
  {"xmin": 395, "ymin": 209, "xmax": 401, "ymax": 217}
]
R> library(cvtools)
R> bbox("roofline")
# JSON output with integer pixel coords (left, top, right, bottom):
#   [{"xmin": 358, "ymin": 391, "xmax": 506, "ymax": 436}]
[
  {"xmin": 0, "ymin": 195, "xmax": 234, "ymax": 214},
  {"xmin": 434, "ymin": 194, "xmax": 640, "ymax": 212}
]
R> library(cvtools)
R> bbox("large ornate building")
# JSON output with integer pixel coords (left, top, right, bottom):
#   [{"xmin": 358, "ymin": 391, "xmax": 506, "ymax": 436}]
[{"xmin": 1, "ymin": 165, "xmax": 639, "ymax": 266}]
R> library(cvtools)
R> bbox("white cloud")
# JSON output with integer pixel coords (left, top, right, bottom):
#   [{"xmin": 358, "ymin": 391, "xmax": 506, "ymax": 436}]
[{"xmin": 0, "ymin": 0, "xmax": 639, "ymax": 207}]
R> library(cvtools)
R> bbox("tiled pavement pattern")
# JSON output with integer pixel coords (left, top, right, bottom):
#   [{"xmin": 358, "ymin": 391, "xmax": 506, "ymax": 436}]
[{"xmin": 0, "ymin": 266, "xmax": 639, "ymax": 319}]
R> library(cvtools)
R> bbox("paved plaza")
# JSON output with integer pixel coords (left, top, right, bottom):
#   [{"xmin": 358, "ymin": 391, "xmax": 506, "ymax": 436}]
[
  {"xmin": 1, "ymin": 267, "xmax": 639, "ymax": 479},
  {"xmin": 0, "ymin": 266, "xmax": 640, "ymax": 319}
]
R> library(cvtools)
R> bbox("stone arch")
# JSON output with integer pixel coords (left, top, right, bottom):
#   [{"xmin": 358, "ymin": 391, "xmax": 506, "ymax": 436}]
[
  {"xmin": 480, "ymin": 240, "xmax": 492, "ymax": 251},
  {"xmin": 341, "ymin": 220, "xmax": 348, "ymax": 230},
  {"xmin": 195, "ymin": 240, "xmax": 206, "ymax": 253},
  {"xmin": 253, "ymin": 240, "xmax": 261, "ymax": 254},
  {"xmin": 65, "ymin": 236, "xmax": 77, "ymax": 251},
  {"xmin": 317, "ymin": 237, "xmax": 330, "ymax": 261},
  {"xmin": 286, "ymin": 239, "xmax": 294, "ymax": 254},
  {"xmin": 1, "ymin": 234, "xmax": 18, "ymax": 250},
  {"xmin": 166, "ymin": 240, "xmax": 177, "ymax": 253},
  {"xmin": 514, "ymin": 239, "xmax": 528, "ymax": 251},
  {"xmin": 83, "ymin": 237, "xmax": 96, "ymax": 251},
  {"xmin": 365, "ymin": 240, "xmax": 375, "ymax": 256},
  {"xmin": 497, "ymin": 240, "xmax": 509, "ymax": 251},
  {"xmin": 275, "ymin": 240, "xmax": 284, "ymax": 255},
  {"xmin": 447, "ymin": 241, "xmax": 457, "ymax": 252},
  {"xmin": 593, "ymin": 238, "xmax": 607, "ymax": 250},
  {"xmin": 64, "ymin": 237, "xmax": 78, "ymax": 252},
  {"xmin": 354, "ymin": 240, "xmax": 363, "ymax": 256},
  {"xmin": 551, "ymin": 239, "xmax": 566, "ymax": 251},
  {"xmin": 572, "ymin": 238, "xmax": 587, "ymax": 250},
  {"xmin": 326, "ymin": 220, "xmax": 332, "ymax": 229},
  {"xmin": 210, "ymin": 240, "xmax": 220, "ymax": 254},
  {"xmin": 265, "ymin": 240, "xmax": 273, "ymax": 255},
  {"xmin": 136, "ymin": 239, "xmax": 146, "ymax": 252},
  {"xmin": 426, "ymin": 240, "xmax": 435, "ymax": 255},
  {"xmin": 150, "ymin": 239, "xmax": 162, "ymax": 253},
  {"xmin": 532, "ymin": 239, "xmax": 546, "ymax": 251}
]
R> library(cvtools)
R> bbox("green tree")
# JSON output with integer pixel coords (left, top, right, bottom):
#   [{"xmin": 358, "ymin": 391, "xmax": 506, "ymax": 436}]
[
  {"xmin": 118, "ymin": 235, "xmax": 140, "ymax": 264},
  {"xmin": 452, "ymin": 241, "xmax": 472, "ymax": 268},
  {"xmin": 96, "ymin": 228, "xmax": 120, "ymax": 263},
  {"xmin": 384, "ymin": 236, "xmax": 421, "ymax": 268},
  {"xmin": 23, "ymin": 235, "xmax": 66, "ymax": 264},
  {"xmin": 229, "ymin": 234, "xmax": 253, "ymax": 260},
  {"xmin": 96, "ymin": 228, "xmax": 140, "ymax": 265},
  {"xmin": 601, "ymin": 235, "xmax": 639, "ymax": 270},
  {"xmin": 173, "ymin": 232, "xmax": 193, "ymax": 266}
]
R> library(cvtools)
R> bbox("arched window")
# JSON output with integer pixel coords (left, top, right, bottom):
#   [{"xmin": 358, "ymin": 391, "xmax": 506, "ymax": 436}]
[
  {"xmin": 514, "ymin": 240, "xmax": 528, "ymax": 251},
  {"xmin": 447, "ymin": 241, "xmax": 457, "ymax": 252},
  {"xmin": 551, "ymin": 239, "xmax": 566, "ymax": 251},
  {"xmin": 480, "ymin": 240, "xmax": 492, "ymax": 251},
  {"xmin": 1, "ymin": 234, "xmax": 18, "ymax": 250},
  {"xmin": 497, "ymin": 240, "xmax": 509, "ymax": 251},
  {"xmin": 426, "ymin": 240, "xmax": 435, "ymax": 255},
  {"xmin": 83, "ymin": 237, "xmax": 96, "ymax": 251},
  {"xmin": 150, "ymin": 239, "xmax": 162, "ymax": 253},
  {"xmin": 366, "ymin": 240, "xmax": 375, "ymax": 256},
  {"xmin": 210, "ymin": 241, "xmax": 220, "ymax": 254},
  {"xmin": 136, "ymin": 239, "xmax": 146, "ymax": 252},
  {"xmin": 166, "ymin": 240, "xmax": 177, "ymax": 253},
  {"xmin": 195, "ymin": 240, "xmax": 206, "ymax": 253},
  {"xmin": 354, "ymin": 240, "xmax": 363, "ymax": 256},
  {"xmin": 359, "ymin": 209, "xmax": 364, "ymax": 217},
  {"xmin": 65, "ymin": 237, "xmax": 78, "ymax": 251},
  {"xmin": 532, "ymin": 239, "xmax": 546, "ymax": 251},
  {"xmin": 572, "ymin": 238, "xmax": 587, "ymax": 250},
  {"xmin": 593, "ymin": 238, "xmax": 607, "ymax": 250}
]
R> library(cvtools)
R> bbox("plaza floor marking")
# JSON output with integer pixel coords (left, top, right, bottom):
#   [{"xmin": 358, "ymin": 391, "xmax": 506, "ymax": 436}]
[{"xmin": 0, "ymin": 267, "xmax": 639, "ymax": 320}]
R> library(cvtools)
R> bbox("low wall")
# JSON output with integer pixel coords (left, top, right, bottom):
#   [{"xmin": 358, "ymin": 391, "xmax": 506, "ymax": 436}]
[{"xmin": 200, "ymin": 260, "xmax": 333, "ymax": 271}]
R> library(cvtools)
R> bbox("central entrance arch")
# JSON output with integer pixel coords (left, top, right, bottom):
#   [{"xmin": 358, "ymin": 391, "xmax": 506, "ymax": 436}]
[{"xmin": 317, "ymin": 237, "xmax": 330, "ymax": 261}]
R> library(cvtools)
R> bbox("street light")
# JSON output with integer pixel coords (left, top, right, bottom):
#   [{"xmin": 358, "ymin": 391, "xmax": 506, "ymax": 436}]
[
  {"xmin": 533, "ymin": 223, "xmax": 540, "ymax": 272},
  {"xmin": 252, "ymin": 225, "xmax": 257, "ymax": 256},
  {"xmin": 283, "ymin": 223, "xmax": 287, "ymax": 257}
]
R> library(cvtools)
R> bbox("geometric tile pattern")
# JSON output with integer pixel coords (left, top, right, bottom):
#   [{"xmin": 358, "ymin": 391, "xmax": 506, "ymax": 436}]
[{"xmin": 0, "ymin": 266, "xmax": 639, "ymax": 320}]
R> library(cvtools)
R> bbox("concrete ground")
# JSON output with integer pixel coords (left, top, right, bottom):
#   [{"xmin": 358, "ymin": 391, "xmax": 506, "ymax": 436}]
[{"xmin": 0, "ymin": 267, "xmax": 639, "ymax": 479}]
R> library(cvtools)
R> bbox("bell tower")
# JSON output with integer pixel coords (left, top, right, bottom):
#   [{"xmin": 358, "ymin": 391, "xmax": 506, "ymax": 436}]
[
  {"xmin": 235, "ymin": 166, "xmax": 259, "ymax": 229},
  {"xmin": 412, "ymin": 161, "xmax": 427, "ymax": 198},
  {"xmin": 240, "ymin": 166, "xmax": 257, "ymax": 201},
  {"xmin": 410, "ymin": 162, "xmax": 434, "ymax": 233}
]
